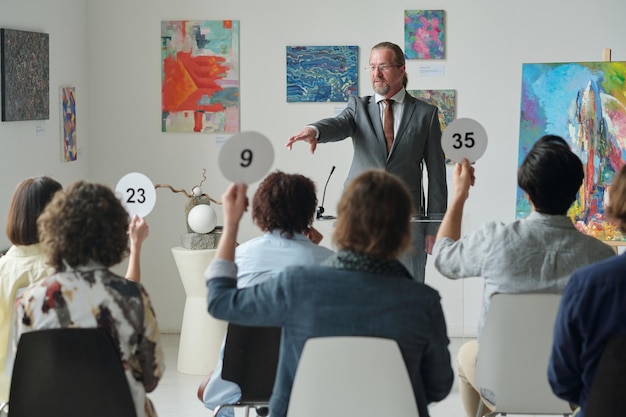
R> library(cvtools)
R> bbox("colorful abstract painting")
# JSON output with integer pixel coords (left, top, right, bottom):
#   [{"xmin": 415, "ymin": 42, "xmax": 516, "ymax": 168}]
[
  {"xmin": 61, "ymin": 87, "xmax": 77, "ymax": 162},
  {"xmin": 286, "ymin": 45, "xmax": 358, "ymax": 102},
  {"xmin": 161, "ymin": 20, "xmax": 239, "ymax": 133},
  {"xmin": 518, "ymin": 61, "xmax": 626, "ymax": 241},
  {"xmin": 404, "ymin": 10, "xmax": 445, "ymax": 60},
  {"xmin": 408, "ymin": 89, "xmax": 456, "ymax": 164},
  {"xmin": 0, "ymin": 29, "xmax": 49, "ymax": 121}
]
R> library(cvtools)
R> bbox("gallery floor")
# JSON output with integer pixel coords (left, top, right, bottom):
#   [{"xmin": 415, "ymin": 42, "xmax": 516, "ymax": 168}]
[{"xmin": 151, "ymin": 334, "xmax": 546, "ymax": 417}]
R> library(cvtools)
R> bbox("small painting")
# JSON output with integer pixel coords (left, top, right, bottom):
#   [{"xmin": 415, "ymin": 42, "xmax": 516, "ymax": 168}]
[
  {"xmin": 408, "ymin": 89, "xmax": 456, "ymax": 164},
  {"xmin": 0, "ymin": 29, "xmax": 49, "ymax": 121},
  {"xmin": 161, "ymin": 20, "xmax": 239, "ymax": 133},
  {"xmin": 286, "ymin": 45, "xmax": 358, "ymax": 102},
  {"xmin": 61, "ymin": 87, "xmax": 77, "ymax": 162},
  {"xmin": 404, "ymin": 10, "xmax": 445, "ymax": 60}
]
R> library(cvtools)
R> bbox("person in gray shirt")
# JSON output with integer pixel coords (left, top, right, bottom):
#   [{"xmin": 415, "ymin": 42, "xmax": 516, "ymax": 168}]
[{"xmin": 432, "ymin": 135, "xmax": 615, "ymax": 417}]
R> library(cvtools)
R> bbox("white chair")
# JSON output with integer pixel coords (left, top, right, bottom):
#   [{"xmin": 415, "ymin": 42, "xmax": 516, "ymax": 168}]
[
  {"xmin": 475, "ymin": 293, "xmax": 572, "ymax": 417},
  {"xmin": 286, "ymin": 336, "xmax": 419, "ymax": 417}
]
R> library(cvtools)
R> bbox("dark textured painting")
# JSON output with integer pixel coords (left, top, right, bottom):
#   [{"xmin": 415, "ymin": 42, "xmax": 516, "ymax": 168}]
[{"xmin": 1, "ymin": 29, "xmax": 50, "ymax": 121}]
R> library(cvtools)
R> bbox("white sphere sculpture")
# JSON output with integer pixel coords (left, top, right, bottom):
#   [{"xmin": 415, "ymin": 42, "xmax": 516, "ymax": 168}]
[{"xmin": 187, "ymin": 204, "xmax": 217, "ymax": 234}]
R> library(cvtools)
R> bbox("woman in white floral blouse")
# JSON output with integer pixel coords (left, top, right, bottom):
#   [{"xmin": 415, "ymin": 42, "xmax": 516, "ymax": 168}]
[{"xmin": 15, "ymin": 181, "xmax": 165, "ymax": 417}]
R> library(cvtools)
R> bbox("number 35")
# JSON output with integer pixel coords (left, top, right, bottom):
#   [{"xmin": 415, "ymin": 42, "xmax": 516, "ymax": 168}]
[{"xmin": 452, "ymin": 132, "xmax": 475, "ymax": 149}]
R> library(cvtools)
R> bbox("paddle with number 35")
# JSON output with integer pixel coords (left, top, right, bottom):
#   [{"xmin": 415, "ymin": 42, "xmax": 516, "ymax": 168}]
[{"xmin": 441, "ymin": 118, "xmax": 488, "ymax": 164}]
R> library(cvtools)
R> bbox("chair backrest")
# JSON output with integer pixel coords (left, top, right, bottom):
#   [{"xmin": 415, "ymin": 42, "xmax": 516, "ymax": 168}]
[
  {"xmin": 8, "ymin": 328, "xmax": 137, "ymax": 417},
  {"xmin": 221, "ymin": 323, "xmax": 281, "ymax": 403},
  {"xmin": 287, "ymin": 336, "xmax": 419, "ymax": 417},
  {"xmin": 476, "ymin": 293, "xmax": 571, "ymax": 414},
  {"xmin": 585, "ymin": 333, "xmax": 626, "ymax": 417}
]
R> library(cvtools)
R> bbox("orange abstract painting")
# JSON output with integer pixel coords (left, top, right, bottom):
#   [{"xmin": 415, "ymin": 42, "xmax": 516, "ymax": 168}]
[{"xmin": 161, "ymin": 20, "xmax": 239, "ymax": 133}]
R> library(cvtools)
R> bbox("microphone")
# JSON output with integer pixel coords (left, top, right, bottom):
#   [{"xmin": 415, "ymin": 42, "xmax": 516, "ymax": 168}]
[{"xmin": 317, "ymin": 165, "xmax": 336, "ymax": 220}]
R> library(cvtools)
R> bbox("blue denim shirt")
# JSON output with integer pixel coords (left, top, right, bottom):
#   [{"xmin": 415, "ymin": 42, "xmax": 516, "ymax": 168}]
[
  {"xmin": 433, "ymin": 211, "xmax": 615, "ymax": 338},
  {"xmin": 206, "ymin": 259, "xmax": 453, "ymax": 417}
]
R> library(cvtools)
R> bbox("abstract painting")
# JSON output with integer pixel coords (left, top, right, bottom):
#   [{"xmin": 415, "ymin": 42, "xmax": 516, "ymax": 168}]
[
  {"xmin": 408, "ymin": 89, "xmax": 456, "ymax": 164},
  {"xmin": 286, "ymin": 45, "xmax": 358, "ymax": 102},
  {"xmin": 161, "ymin": 20, "xmax": 239, "ymax": 133},
  {"xmin": 518, "ymin": 61, "xmax": 626, "ymax": 241},
  {"xmin": 61, "ymin": 87, "xmax": 77, "ymax": 162},
  {"xmin": 404, "ymin": 10, "xmax": 445, "ymax": 60},
  {"xmin": 0, "ymin": 29, "xmax": 49, "ymax": 121}
]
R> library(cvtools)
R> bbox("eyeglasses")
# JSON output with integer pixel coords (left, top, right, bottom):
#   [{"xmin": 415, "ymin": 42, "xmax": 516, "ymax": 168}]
[{"xmin": 365, "ymin": 64, "xmax": 402, "ymax": 72}]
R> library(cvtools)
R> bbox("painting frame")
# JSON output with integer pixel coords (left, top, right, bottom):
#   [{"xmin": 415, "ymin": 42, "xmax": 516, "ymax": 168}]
[
  {"xmin": 161, "ymin": 20, "xmax": 240, "ymax": 133},
  {"xmin": 0, "ymin": 28, "xmax": 50, "ymax": 121},
  {"xmin": 404, "ymin": 10, "xmax": 445, "ymax": 60},
  {"xmin": 286, "ymin": 45, "xmax": 358, "ymax": 103},
  {"xmin": 517, "ymin": 61, "xmax": 626, "ymax": 241},
  {"xmin": 60, "ymin": 86, "xmax": 77, "ymax": 162}
]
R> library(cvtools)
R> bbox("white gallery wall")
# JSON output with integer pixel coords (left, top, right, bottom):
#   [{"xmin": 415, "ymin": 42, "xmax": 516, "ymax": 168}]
[
  {"xmin": 1, "ymin": 0, "xmax": 625, "ymax": 334},
  {"xmin": 0, "ymin": 0, "xmax": 90, "ymax": 229}
]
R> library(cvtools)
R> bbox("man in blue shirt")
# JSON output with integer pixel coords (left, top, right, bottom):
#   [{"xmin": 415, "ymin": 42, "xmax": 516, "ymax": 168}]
[{"xmin": 433, "ymin": 135, "xmax": 615, "ymax": 416}]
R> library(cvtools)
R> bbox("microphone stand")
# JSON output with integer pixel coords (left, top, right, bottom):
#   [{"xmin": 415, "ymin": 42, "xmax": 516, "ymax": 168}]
[{"xmin": 317, "ymin": 165, "xmax": 336, "ymax": 220}]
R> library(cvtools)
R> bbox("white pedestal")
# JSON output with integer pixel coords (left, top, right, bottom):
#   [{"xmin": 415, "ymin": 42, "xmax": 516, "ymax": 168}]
[{"xmin": 171, "ymin": 247, "xmax": 228, "ymax": 375}]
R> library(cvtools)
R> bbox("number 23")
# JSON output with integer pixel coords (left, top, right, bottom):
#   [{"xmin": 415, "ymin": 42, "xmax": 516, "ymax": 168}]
[{"xmin": 126, "ymin": 188, "xmax": 146, "ymax": 204}]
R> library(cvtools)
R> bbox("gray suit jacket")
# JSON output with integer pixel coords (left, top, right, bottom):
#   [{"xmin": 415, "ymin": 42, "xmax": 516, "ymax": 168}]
[{"xmin": 312, "ymin": 92, "xmax": 447, "ymax": 234}]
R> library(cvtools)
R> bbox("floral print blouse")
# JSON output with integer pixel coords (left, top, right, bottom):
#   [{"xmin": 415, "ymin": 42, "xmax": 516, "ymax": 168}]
[{"xmin": 15, "ymin": 263, "xmax": 165, "ymax": 417}]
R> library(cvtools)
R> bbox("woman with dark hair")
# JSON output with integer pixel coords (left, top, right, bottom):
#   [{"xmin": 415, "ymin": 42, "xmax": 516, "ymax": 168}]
[
  {"xmin": 14, "ymin": 181, "xmax": 164, "ymax": 417},
  {"xmin": 0, "ymin": 176, "xmax": 61, "ymax": 402},
  {"xmin": 206, "ymin": 169, "xmax": 453, "ymax": 417}
]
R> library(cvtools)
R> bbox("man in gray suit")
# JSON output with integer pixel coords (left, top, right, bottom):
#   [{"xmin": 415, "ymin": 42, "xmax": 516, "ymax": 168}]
[{"xmin": 286, "ymin": 41, "xmax": 447, "ymax": 283}]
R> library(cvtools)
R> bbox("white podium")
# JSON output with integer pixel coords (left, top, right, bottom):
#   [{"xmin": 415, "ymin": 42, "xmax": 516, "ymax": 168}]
[{"xmin": 171, "ymin": 246, "xmax": 228, "ymax": 375}]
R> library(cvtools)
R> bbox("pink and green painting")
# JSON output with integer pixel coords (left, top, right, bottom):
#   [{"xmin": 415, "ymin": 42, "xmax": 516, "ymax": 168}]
[
  {"xmin": 518, "ymin": 61, "xmax": 626, "ymax": 241},
  {"xmin": 286, "ymin": 45, "xmax": 358, "ymax": 102},
  {"xmin": 161, "ymin": 20, "xmax": 239, "ymax": 133},
  {"xmin": 404, "ymin": 10, "xmax": 444, "ymax": 60}
]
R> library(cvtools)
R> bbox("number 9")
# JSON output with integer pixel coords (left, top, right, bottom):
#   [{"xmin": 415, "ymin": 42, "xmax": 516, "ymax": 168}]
[{"xmin": 240, "ymin": 149, "xmax": 253, "ymax": 167}]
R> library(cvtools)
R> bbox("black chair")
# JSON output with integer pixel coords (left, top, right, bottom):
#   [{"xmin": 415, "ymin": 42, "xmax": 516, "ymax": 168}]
[
  {"xmin": 0, "ymin": 328, "xmax": 137, "ymax": 417},
  {"xmin": 213, "ymin": 323, "xmax": 281, "ymax": 417},
  {"xmin": 585, "ymin": 333, "xmax": 626, "ymax": 417}
]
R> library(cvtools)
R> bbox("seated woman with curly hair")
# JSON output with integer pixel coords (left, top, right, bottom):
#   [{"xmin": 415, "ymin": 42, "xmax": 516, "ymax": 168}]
[
  {"xmin": 206, "ymin": 169, "xmax": 453, "ymax": 417},
  {"xmin": 14, "ymin": 181, "xmax": 164, "ymax": 417}
]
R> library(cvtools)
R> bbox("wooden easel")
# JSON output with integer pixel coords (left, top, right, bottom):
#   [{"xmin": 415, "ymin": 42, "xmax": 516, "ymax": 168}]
[{"xmin": 599, "ymin": 48, "xmax": 626, "ymax": 254}]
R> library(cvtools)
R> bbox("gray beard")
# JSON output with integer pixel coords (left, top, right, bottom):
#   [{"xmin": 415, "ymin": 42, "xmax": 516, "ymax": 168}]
[{"xmin": 373, "ymin": 82, "xmax": 389, "ymax": 96}]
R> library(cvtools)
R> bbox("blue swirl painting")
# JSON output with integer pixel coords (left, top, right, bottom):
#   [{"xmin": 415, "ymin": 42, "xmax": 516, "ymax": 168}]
[{"xmin": 286, "ymin": 45, "xmax": 358, "ymax": 102}]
